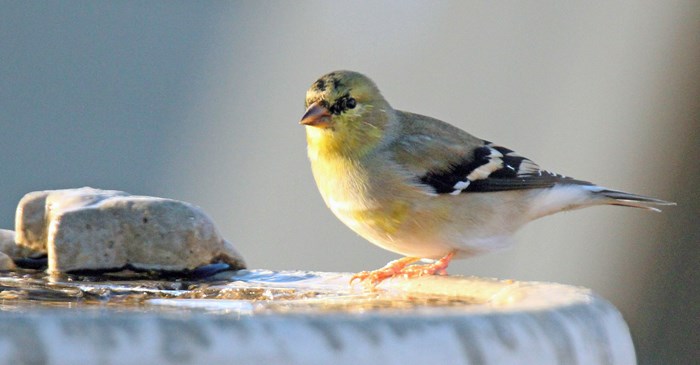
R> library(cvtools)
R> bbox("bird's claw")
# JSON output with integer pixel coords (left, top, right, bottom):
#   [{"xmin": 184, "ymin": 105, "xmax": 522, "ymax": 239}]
[
  {"xmin": 350, "ymin": 270, "xmax": 391, "ymax": 287},
  {"xmin": 349, "ymin": 256, "xmax": 421, "ymax": 287},
  {"xmin": 350, "ymin": 252, "xmax": 455, "ymax": 288}
]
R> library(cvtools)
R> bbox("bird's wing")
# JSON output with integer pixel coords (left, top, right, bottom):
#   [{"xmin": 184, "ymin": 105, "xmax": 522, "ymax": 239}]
[
  {"xmin": 418, "ymin": 142, "xmax": 595, "ymax": 194},
  {"xmin": 390, "ymin": 111, "xmax": 592, "ymax": 195}
]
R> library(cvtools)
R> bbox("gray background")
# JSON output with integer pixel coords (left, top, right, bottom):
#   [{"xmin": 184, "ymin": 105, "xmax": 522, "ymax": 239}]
[{"xmin": 1, "ymin": 2, "xmax": 697, "ymax": 363}]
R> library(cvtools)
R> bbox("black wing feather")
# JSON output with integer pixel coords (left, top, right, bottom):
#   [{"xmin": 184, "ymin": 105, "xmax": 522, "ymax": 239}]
[{"xmin": 418, "ymin": 142, "xmax": 593, "ymax": 194}]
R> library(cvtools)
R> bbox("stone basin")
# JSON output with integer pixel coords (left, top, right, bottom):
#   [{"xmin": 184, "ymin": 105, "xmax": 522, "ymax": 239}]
[{"xmin": 0, "ymin": 269, "xmax": 635, "ymax": 365}]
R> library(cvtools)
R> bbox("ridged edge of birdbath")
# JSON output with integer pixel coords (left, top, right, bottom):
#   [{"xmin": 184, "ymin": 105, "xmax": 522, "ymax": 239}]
[{"xmin": 0, "ymin": 270, "xmax": 636, "ymax": 365}]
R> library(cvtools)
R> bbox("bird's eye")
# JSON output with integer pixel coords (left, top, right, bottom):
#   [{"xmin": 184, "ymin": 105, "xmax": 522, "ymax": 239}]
[{"xmin": 346, "ymin": 97, "xmax": 357, "ymax": 109}]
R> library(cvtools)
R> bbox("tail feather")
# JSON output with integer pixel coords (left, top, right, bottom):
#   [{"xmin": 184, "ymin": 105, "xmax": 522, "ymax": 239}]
[
  {"xmin": 595, "ymin": 188, "xmax": 676, "ymax": 212},
  {"xmin": 527, "ymin": 184, "xmax": 674, "ymax": 219}
]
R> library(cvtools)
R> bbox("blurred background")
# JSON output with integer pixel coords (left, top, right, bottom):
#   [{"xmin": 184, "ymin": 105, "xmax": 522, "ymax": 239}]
[{"xmin": 1, "ymin": 1, "xmax": 697, "ymax": 363}]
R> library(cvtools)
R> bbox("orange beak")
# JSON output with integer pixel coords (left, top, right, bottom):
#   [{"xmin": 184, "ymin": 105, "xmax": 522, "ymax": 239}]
[{"xmin": 300, "ymin": 102, "xmax": 332, "ymax": 128}]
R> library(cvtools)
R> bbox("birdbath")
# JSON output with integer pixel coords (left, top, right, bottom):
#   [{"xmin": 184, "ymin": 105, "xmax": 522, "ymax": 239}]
[
  {"xmin": 0, "ymin": 188, "xmax": 636, "ymax": 364},
  {"xmin": 0, "ymin": 268, "xmax": 636, "ymax": 365}
]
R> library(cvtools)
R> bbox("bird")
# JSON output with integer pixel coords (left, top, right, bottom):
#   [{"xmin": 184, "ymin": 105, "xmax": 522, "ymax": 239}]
[{"xmin": 299, "ymin": 70, "xmax": 674, "ymax": 286}]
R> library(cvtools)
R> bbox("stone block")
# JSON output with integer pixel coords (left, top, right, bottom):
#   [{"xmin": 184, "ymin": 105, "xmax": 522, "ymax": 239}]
[
  {"xmin": 0, "ymin": 251, "xmax": 15, "ymax": 270},
  {"xmin": 13, "ymin": 188, "xmax": 245, "ymax": 273}
]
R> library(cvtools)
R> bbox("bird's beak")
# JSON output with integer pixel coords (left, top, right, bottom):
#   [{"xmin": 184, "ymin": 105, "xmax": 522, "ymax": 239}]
[{"xmin": 300, "ymin": 102, "xmax": 332, "ymax": 128}]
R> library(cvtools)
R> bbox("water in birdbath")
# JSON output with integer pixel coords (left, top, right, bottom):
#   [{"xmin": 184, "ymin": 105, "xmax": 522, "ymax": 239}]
[{"xmin": 0, "ymin": 268, "xmax": 484, "ymax": 315}]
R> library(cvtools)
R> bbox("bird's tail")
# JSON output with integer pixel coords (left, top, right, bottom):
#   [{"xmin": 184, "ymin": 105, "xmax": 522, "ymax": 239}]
[{"xmin": 589, "ymin": 187, "xmax": 676, "ymax": 212}]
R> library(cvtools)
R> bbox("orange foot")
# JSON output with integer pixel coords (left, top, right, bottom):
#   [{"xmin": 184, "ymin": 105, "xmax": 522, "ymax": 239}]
[
  {"xmin": 350, "ymin": 252, "xmax": 456, "ymax": 287},
  {"xmin": 350, "ymin": 256, "xmax": 421, "ymax": 286},
  {"xmin": 398, "ymin": 251, "xmax": 455, "ymax": 277}
]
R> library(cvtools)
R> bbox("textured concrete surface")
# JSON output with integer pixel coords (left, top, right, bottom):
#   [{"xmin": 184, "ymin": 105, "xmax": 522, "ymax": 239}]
[
  {"xmin": 12, "ymin": 188, "xmax": 246, "ymax": 273},
  {"xmin": 0, "ymin": 270, "xmax": 636, "ymax": 365},
  {"xmin": 0, "ymin": 251, "xmax": 14, "ymax": 271}
]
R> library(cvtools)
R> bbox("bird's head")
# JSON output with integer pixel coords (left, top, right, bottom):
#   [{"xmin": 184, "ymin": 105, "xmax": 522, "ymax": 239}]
[{"xmin": 300, "ymin": 71, "xmax": 392, "ymax": 158}]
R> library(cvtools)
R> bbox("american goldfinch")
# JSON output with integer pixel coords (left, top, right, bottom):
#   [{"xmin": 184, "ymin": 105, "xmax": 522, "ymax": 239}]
[{"xmin": 300, "ymin": 70, "xmax": 674, "ymax": 286}]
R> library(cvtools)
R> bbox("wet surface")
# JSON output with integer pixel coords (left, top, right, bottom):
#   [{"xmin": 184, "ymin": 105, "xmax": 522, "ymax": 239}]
[
  {"xmin": 0, "ymin": 269, "xmax": 632, "ymax": 365},
  {"xmin": 0, "ymin": 269, "xmax": 483, "ymax": 315}
]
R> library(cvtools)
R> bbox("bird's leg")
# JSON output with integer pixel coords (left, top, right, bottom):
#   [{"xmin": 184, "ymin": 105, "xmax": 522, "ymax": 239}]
[
  {"xmin": 350, "ymin": 256, "xmax": 421, "ymax": 286},
  {"xmin": 396, "ymin": 251, "xmax": 456, "ymax": 277}
]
